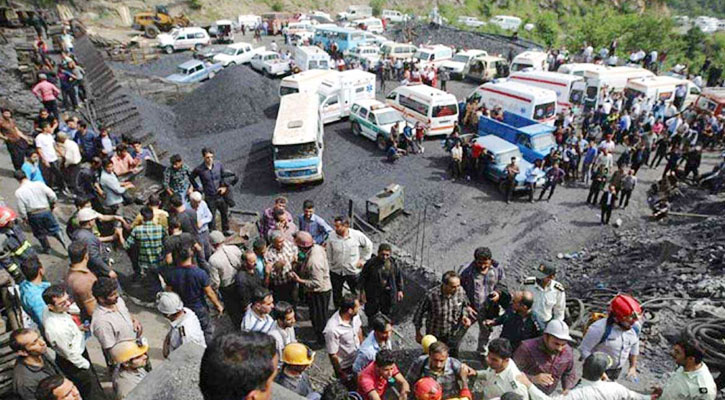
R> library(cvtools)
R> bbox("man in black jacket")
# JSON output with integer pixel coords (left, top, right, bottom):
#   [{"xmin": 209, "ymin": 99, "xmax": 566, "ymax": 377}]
[
  {"xmin": 359, "ymin": 243, "xmax": 404, "ymax": 320},
  {"xmin": 484, "ymin": 290, "xmax": 541, "ymax": 352},
  {"xmin": 600, "ymin": 184, "xmax": 618, "ymax": 225}
]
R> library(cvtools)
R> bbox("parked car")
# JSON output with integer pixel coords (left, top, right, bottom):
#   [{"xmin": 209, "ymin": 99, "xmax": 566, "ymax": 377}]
[
  {"xmin": 344, "ymin": 45, "xmax": 381, "ymax": 68},
  {"xmin": 250, "ymin": 51, "xmax": 291, "ymax": 77},
  {"xmin": 349, "ymin": 99, "xmax": 405, "ymax": 150},
  {"xmin": 212, "ymin": 42, "xmax": 265, "ymax": 67},
  {"xmin": 489, "ymin": 15, "xmax": 522, "ymax": 30},
  {"xmin": 438, "ymin": 49, "xmax": 488, "ymax": 79},
  {"xmin": 157, "ymin": 27, "xmax": 210, "ymax": 54},
  {"xmin": 457, "ymin": 16, "xmax": 486, "ymax": 28},
  {"xmin": 474, "ymin": 134, "xmax": 545, "ymax": 192},
  {"xmin": 165, "ymin": 59, "xmax": 223, "ymax": 83},
  {"xmin": 382, "ymin": 9, "xmax": 410, "ymax": 23}
]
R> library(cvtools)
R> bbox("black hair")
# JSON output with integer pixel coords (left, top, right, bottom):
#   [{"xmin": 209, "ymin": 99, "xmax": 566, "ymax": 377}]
[
  {"xmin": 140, "ymin": 206, "xmax": 154, "ymax": 221},
  {"xmin": 253, "ymin": 237, "xmax": 267, "ymax": 251},
  {"xmin": 675, "ymin": 338, "xmax": 705, "ymax": 364},
  {"xmin": 500, "ymin": 393, "xmax": 524, "ymax": 400},
  {"xmin": 74, "ymin": 196, "xmax": 90, "ymax": 208},
  {"xmin": 488, "ymin": 338, "xmax": 513, "ymax": 359},
  {"xmin": 370, "ymin": 314, "xmax": 391, "ymax": 333},
  {"xmin": 199, "ymin": 332, "xmax": 276, "ymax": 400},
  {"xmin": 252, "ymin": 287, "xmax": 272, "ymax": 304},
  {"xmin": 10, "ymin": 328, "xmax": 37, "ymax": 352},
  {"xmin": 428, "ymin": 341, "xmax": 449, "ymax": 356},
  {"xmin": 170, "ymin": 154, "xmax": 182, "ymax": 164},
  {"xmin": 272, "ymin": 301, "xmax": 294, "ymax": 320},
  {"xmin": 339, "ymin": 293, "xmax": 357, "ymax": 313},
  {"xmin": 147, "ymin": 194, "xmax": 160, "ymax": 207},
  {"xmin": 42, "ymin": 284, "xmax": 67, "ymax": 307},
  {"xmin": 20, "ymin": 256, "xmax": 42, "ymax": 281},
  {"xmin": 333, "ymin": 216, "xmax": 350, "ymax": 225},
  {"xmin": 102, "ymin": 158, "xmax": 113, "ymax": 168},
  {"xmin": 92, "ymin": 277, "xmax": 117, "ymax": 299},
  {"xmin": 375, "ymin": 349, "xmax": 395, "ymax": 367},
  {"xmin": 36, "ymin": 375, "xmax": 66, "ymax": 400},
  {"xmin": 13, "ymin": 170, "xmax": 26, "ymax": 182},
  {"xmin": 170, "ymin": 194, "xmax": 183, "ymax": 208},
  {"xmin": 201, "ymin": 147, "xmax": 214, "ymax": 156},
  {"xmin": 168, "ymin": 216, "xmax": 182, "ymax": 233},
  {"xmin": 378, "ymin": 243, "xmax": 392, "ymax": 253},
  {"xmin": 303, "ymin": 199, "xmax": 314, "ymax": 209},
  {"xmin": 442, "ymin": 270, "xmax": 459, "ymax": 285},
  {"xmin": 68, "ymin": 241, "xmax": 87, "ymax": 264},
  {"xmin": 172, "ymin": 239, "xmax": 194, "ymax": 264},
  {"xmin": 273, "ymin": 208, "xmax": 286, "ymax": 221},
  {"xmin": 474, "ymin": 246, "xmax": 492, "ymax": 260},
  {"xmin": 321, "ymin": 382, "xmax": 350, "ymax": 400}
]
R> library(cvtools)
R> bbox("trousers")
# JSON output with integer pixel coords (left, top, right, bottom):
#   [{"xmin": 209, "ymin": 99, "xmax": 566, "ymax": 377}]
[
  {"xmin": 307, "ymin": 290, "xmax": 331, "ymax": 342},
  {"xmin": 206, "ymin": 195, "xmax": 230, "ymax": 232},
  {"xmin": 330, "ymin": 272, "xmax": 358, "ymax": 309}
]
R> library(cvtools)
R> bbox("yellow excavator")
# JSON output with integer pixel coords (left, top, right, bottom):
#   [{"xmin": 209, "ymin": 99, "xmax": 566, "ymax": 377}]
[{"xmin": 132, "ymin": 5, "xmax": 190, "ymax": 38}]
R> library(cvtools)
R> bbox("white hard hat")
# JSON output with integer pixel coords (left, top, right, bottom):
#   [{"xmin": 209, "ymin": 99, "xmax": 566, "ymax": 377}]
[
  {"xmin": 544, "ymin": 320, "xmax": 574, "ymax": 342},
  {"xmin": 190, "ymin": 191, "xmax": 203, "ymax": 202},
  {"xmin": 156, "ymin": 291, "xmax": 184, "ymax": 315},
  {"xmin": 77, "ymin": 208, "xmax": 99, "ymax": 222}
]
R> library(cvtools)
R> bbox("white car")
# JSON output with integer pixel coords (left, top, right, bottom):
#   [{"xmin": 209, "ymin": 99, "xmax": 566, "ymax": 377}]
[
  {"xmin": 489, "ymin": 15, "xmax": 522, "ymax": 30},
  {"xmin": 344, "ymin": 45, "xmax": 380, "ymax": 68},
  {"xmin": 213, "ymin": 42, "xmax": 264, "ymax": 67},
  {"xmin": 349, "ymin": 99, "xmax": 405, "ymax": 150},
  {"xmin": 382, "ymin": 9, "xmax": 410, "ymax": 23},
  {"xmin": 438, "ymin": 49, "xmax": 488, "ymax": 79},
  {"xmin": 157, "ymin": 27, "xmax": 210, "ymax": 54},
  {"xmin": 250, "ymin": 51, "xmax": 291, "ymax": 77},
  {"xmin": 457, "ymin": 16, "xmax": 486, "ymax": 28}
]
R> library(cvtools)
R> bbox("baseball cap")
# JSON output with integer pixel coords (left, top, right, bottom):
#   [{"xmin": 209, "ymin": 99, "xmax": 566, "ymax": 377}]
[
  {"xmin": 533, "ymin": 263, "xmax": 557, "ymax": 279},
  {"xmin": 583, "ymin": 352, "xmax": 615, "ymax": 380},
  {"xmin": 77, "ymin": 208, "xmax": 99, "ymax": 222},
  {"xmin": 544, "ymin": 320, "xmax": 573, "ymax": 342},
  {"xmin": 209, "ymin": 230, "xmax": 225, "ymax": 246}
]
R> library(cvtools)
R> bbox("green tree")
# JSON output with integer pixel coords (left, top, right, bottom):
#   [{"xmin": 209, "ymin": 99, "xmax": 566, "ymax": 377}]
[
  {"xmin": 683, "ymin": 26, "xmax": 706, "ymax": 58},
  {"xmin": 370, "ymin": 0, "xmax": 386, "ymax": 17},
  {"xmin": 533, "ymin": 11, "xmax": 560, "ymax": 47}
]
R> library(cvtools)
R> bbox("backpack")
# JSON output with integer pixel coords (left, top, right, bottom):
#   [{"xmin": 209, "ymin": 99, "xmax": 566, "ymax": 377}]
[{"xmin": 584, "ymin": 313, "xmax": 641, "ymax": 346}]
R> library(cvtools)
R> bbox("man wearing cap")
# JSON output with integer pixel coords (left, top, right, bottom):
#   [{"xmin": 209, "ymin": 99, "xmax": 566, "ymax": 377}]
[
  {"xmin": 523, "ymin": 264, "xmax": 566, "ymax": 332},
  {"xmin": 358, "ymin": 349, "xmax": 410, "ymax": 400},
  {"xmin": 473, "ymin": 338, "xmax": 529, "ymax": 399},
  {"xmin": 124, "ymin": 207, "xmax": 166, "ymax": 284},
  {"xmin": 207, "ymin": 230, "xmax": 244, "ymax": 327},
  {"xmin": 71, "ymin": 207, "xmax": 117, "ymax": 279},
  {"xmin": 110, "ymin": 339, "xmax": 149, "ymax": 399},
  {"xmin": 460, "ymin": 247, "xmax": 506, "ymax": 355},
  {"xmin": 517, "ymin": 352, "xmax": 652, "ymax": 400},
  {"xmin": 156, "ymin": 291, "xmax": 206, "ymax": 358},
  {"xmin": 513, "ymin": 320, "xmax": 577, "ymax": 395},
  {"xmin": 653, "ymin": 338, "xmax": 717, "ymax": 400},
  {"xmin": 275, "ymin": 342, "xmax": 318, "ymax": 398},
  {"xmin": 289, "ymin": 231, "xmax": 332, "ymax": 344}
]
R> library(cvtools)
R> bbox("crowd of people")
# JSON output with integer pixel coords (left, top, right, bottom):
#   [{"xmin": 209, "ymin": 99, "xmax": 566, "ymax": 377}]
[{"xmin": 1, "ymin": 11, "xmax": 725, "ymax": 400}]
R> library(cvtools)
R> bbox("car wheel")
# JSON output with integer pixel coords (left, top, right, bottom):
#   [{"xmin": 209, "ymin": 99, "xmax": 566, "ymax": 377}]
[
  {"xmin": 352, "ymin": 122, "xmax": 361, "ymax": 136},
  {"xmin": 194, "ymin": 43, "xmax": 203, "ymax": 51},
  {"xmin": 264, "ymin": 69, "xmax": 271, "ymax": 77},
  {"xmin": 164, "ymin": 46, "xmax": 174, "ymax": 54},
  {"xmin": 376, "ymin": 134, "xmax": 387, "ymax": 151}
]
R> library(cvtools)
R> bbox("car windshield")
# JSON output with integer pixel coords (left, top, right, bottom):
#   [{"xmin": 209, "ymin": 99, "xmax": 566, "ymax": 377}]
[
  {"xmin": 432, "ymin": 103, "xmax": 458, "ymax": 118},
  {"xmin": 179, "ymin": 67, "xmax": 192, "ymax": 75},
  {"xmin": 222, "ymin": 47, "xmax": 238, "ymax": 55},
  {"xmin": 495, "ymin": 148, "xmax": 521, "ymax": 165},
  {"xmin": 533, "ymin": 102, "xmax": 556, "ymax": 120},
  {"xmin": 280, "ymin": 86, "xmax": 298, "ymax": 96},
  {"xmin": 452, "ymin": 55, "xmax": 470, "ymax": 63},
  {"xmin": 511, "ymin": 63, "xmax": 532, "ymax": 72},
  {"xmin": 275, "ymin": 142, "xmax": 318, "ymax": 160},
  {"xmin": 586, "ymin": 86, "xmax": 598, "ymax": 99},
  {"xmin": 531, "ymin": 134, "xmax": 556, "ymax": 149},
  {"xmin": 375, "ymin": 110, "xmax": 403, "ymax": 125},
  {"xmin": 265, "ymin": 54, "xmax": 279, "ymax": 61},
  {"xmin": 414, "ymin": 51, "xmax": 432, "ymax": 61},
  {"xmin": 380, "ymin": 45, "xmax": 391, "ymax": 55}
]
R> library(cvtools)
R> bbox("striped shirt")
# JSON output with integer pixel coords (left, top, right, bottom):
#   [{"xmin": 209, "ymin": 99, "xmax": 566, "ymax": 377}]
[
  {"xmin": 265, "ymin": 240, "xmax": 298, "ymax": 286},
  {"xmin": 241, "ymin": 308, "xmax": 275, "ymax": 334},
  {"xmin": 125, "ymin": 221, "xmax": 166, "ymax": 265}
]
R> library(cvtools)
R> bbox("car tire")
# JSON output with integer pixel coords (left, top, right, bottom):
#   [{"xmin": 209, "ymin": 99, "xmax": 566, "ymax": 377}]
[
  {"xmin": 164, "ymin": 45, "xmax": 174, "ymax": 54},
  {"xmin": 352, "ymin": 122, "xmax": 361, "ymax": 136},
  {"xmin": 194, "ymin": 43, "xmax": 203, "ymax": 51},
  {"xmin": 376, "ymin": 134, "xmax": 387, "ymax": 151},
  {"xmin": 264, "ymin": 69, "xmax": 271, "ymax": 78}
]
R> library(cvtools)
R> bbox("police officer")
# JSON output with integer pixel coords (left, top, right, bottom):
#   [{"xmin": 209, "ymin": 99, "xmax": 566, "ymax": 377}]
[
  {"xmin": 156, "ymin": 291, "xmax": 206, "ymax": 358},
  {"xmin": 523, "ymin": 264, "xmax": 565, "ymax": 331},
  {"xmin": 653, "ymin": 338, "xmax": 717, "ymax": 400},
  {"xmin": 0, "ymin": 206, "xmax": 36, "ymax": 281}
]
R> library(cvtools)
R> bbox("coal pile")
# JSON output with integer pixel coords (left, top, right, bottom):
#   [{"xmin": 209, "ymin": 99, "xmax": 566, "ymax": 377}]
[
  {"xmin": 173, "ymin": 65, "xmax": 280, "ymax": 138},
  {"xmin": 110, "ymin": 53, "xmax": 191, "ymax": 78},
  {"xmin": 0, "ymin": 43, "xmax": 43, "ymax": 127},
  {"xmin": 387, "ymin": 22, "xmax": 542, "ymax": 57}
]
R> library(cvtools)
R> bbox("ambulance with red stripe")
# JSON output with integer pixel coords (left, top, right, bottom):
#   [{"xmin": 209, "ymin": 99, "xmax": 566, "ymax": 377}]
[
  {"xmin": 509, "ymin": 70, "xmax": 585, "ymax": 112},
  {"xmin": 385, "ymin": 84, "xmax": 458, "ymax": 136},
  {"xmin": 468, "ymin": 80, "xmax": 558, "ymax": 124}
]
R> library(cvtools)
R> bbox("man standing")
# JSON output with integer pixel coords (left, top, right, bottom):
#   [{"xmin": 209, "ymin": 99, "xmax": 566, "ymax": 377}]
[
  {"xmin": 14, "ymin": 170, "xmax": 66, "ymax": 253},
  {"xmin": 297, "ymin": 200, "xmax": 333, "ymax": 245},
  {"xmin": 0, "ymin": 108, "xmax": 32, "ymax": 171},
  {"xmin": 324, "ymin": 293, "xmax": 363, "ymax": 390},
  {"xmin": 189, "ymin": 191, "xmax": 213, "ymax": 259},
  {"xmin": 653, "ymin": 339, "xmax": 717, "ymax": 400},
  {"xmin": 538, "ymin": 162, "xmax": 565, "ymax": 201},
  {"xmin": 42, "ymin": 285, "xmax": 106, "ymax": 400},
  {"xmin": 600, "ymin": 184, "xmax": 618, "ymax": 225},
  {"xmin": 265, "ymin": 231, "xmax": 298, "ymax": 304},
  {"xmin": 163, "ymin": 154, "xmax": 193, "ymax": 204},
  {"xmin": 353, "ymin": 314, "xmax": 394, "ymax": 374},
  {"xmin": 513, "ymin": 320, "xmax": 577, "ymax": 395},
  {"xmin": 485, "ymin": 290, "xmax": 541, "ymax": 352},
  {"xmin": 207, "ymin": 230, "xmax": 244, "ymax": 327},
  {"xmin": 439, "ymin": 67, "xmax": 450, "ymax": 91},
  {"xmin": 413, "ymin": 271, "xmax": 473, "ymax": 357},
  {"xmin": 359, "ymin": 243, "xmax": 404, "ymax": 320},
  {"xmin": 57, "ymin": 132, "xmax": 82, "ymax": 195},
  {"xmin": 156, "ymin": 291, "xmax": 206, "ymax": 358},
  {"xmin": 504, "ymin": 157, "xmax": 520, "ymax": 204},
  {"xmin": 357, "ymin": 350, "xmax": 410, "ymax": 400},
  {"xmin": 327, "ymin": 216, "xmax": 373, "ymax": 308},
  {"xmin": 71, "ymin": 208, "xmax": 116, "ymax": 279},
  {"xmin": 35, "ymin": 124, "xmax": 68, "ymax": 195},
  {"xmin": 124, "ymin": 206, "xmax": 166, "ymax": 282},
  {"xmin": 90, "ymin": 277, "xmax": 144, "ymax": 366},
  {"xmin": 235, "ymin": 250, "xmax": 265, "ymax": 318},
  {"xmin": 474, "ymin": 338, "xmax": 529, "ymax": 399},
  {"xmin": 268, "ymin": 301, "xmax": 297, "ymax": 359},
  {"xmin": 19, "ymin": 257, "xmax": 50, "ymax": 330},
  {"xmin": 523, "ymin": 264, "xmax": 565, "ymax": 331},
  {"xmin": 241, "ymin": 287, "xmax": 275, "ymax": 334},
  {"xmin": 31, "ymin": 74, "xmax": 61, "ymax": 121},
  {"xmin": 459, "ymin": 247, "xmax": 505, "ymax": 355},
  {"xmin": 10, "ymin": 328, "xmax": 63, "ymax": 400},
  {"xmin": 619, "ymin": 169, "xmax": 637, "ymax": 209},
  {"xmin": 65, "ymin": 242, "xmax": 98, "ymax": 325},
  {"xmin": 191, "ymin": 148, "xmax": 232, "ymax": 235},
  {"xmin": 289, "ymin": 231, "xmax": 331, "ymax": 344},
  {"xmin": 261, "ymin": 197, "xmax": 293, "ymax": 239},
  {"xmin": 21, "ymin": 150, "xmax": 46, "ymax": 184},
  {"xmin": 525, "ymin": 160, "xmax": 543, "ymax": 202},
  {"xmin": 109, "ymin": 339, "xmax": 149, "ymax": 399}
]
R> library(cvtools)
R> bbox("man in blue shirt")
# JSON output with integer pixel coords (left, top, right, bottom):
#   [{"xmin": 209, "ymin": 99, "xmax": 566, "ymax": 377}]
[
  {"xmin": 297, "ymin": 200, "xmax": 332, "ymax": 245},
  {"xmin": 21, "ymin": 150, "xmax": 46, "ymax": 184},
  {"xmin": 353, "ymin": 314, "xmax": 393, "ymax": 374},
  {"xmin": 190, "ymin": 148, "xmax": 232, "ymax": 236},
  {"xmin": 73, "ymin": 122, "xmax": 98, "ymax": 161},
  {"xmin": 18, "ymin": 257, "xmax": 50, "ymax": 330}
]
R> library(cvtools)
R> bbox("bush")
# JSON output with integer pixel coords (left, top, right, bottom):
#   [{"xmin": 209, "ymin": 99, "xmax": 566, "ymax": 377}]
[
  {"xmin": 271, "ymin": 0, "xmax": 284, "ymax": 12},
  {"xmin": 188, "ymin": 0, "xmax": 202, "ymax": 10},
  {"xmin": 370, "ymin": 0, "xmax": 385, "ymax": 17}
]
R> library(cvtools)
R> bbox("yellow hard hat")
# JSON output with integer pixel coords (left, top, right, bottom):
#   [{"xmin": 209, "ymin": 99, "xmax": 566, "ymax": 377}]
[
  {"xmin": 422, "ymin": 335, "xmax": 437, "ymax": 354},
  {"xmin": 110, "ymin": 338, "xmax": 149, "ymax": 364},
  {"xmin": 282, "ymin": 343, "xmax": 315, "ymax": 366}
]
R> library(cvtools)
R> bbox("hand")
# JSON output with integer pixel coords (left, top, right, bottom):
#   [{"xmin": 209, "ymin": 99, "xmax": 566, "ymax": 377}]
[
  {"xmin": 462, "ymin": 316, "xmax": 472, "ymax": 328},
  {"xmin": 626, "ymin": 367, "xmax": 638, "ymax": 380},
  {"xmin": 166, "ymin": 188, "xmax": 173, "ymax": 196},
  {"xmin": 396, "ymin": 291, "xmax": 404, "ymax": 301},
  {"xmin": 355, "ymin": 259, "xmax": 364, "ymax": 269},
  {"xmin": 274, "ymin": 260, "xmax": 286, "ymax": 269},
  {"xmin": 466, "ymin": 306, "xmax": 478, "ymax": 318},
  {"xmin": 460, "ymin": 364, "xmax": 477, "ymax": 377},
  {"xmin": 415, "ymin": 331, "xmax": 423, "ymax": 344},
  {"xmin": 490, "ymin": 291, "xmax": 500, "ymax": 302},
  {"xmin": 516, "ymin": 373, "xmax": 533, "ymax": 388},
  {"xmin": 218, "ymin": 186, "xmax": 227, "ymax": 195},
  {"xmin": 484, "ymin": 319, "xmax": 495, "ymax": 326},
  {"xmin": 42, "ymin": 160, "xmax": 49, "ymax": 167},
  {"xmin": 288, "ymin": 271, "xmax": 301, "ymax": 283},
  {"xmin": 216, "ymin": 304, "xmax": 225, "ymax": 315},
  {"xmin": 399, "ymin": 384, "xmax": 410, "ymax": 400},
  {"xmin": 359, "ymin": 292, "xmax": 366, "ymax": 304},
  {"xmin": 132, "ymin": 318, "xmax": 143, "ymax": 336},
  {"xmin": 108, "ymin": 270, "xmax": 118, "ymax": 280},
  {"xmin": 532, "ymin": 373, "xmax": 555, "ymax": 386}
]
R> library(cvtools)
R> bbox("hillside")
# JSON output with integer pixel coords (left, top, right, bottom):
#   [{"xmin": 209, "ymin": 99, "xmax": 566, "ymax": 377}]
[{"xmin": 667, "ymin": 0, "xmax": 725, "ymax": 17}]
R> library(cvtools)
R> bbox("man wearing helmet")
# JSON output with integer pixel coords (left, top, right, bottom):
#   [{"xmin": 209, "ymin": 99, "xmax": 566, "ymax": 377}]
[
  {"xmin": 156, "ymin": 291, "xmax": 206, "ymax": 358},
  {"xmin": 579, "ymin": 294, "xmax": 641, "ymax": 381},
  {"xmin": 110, "ymin": 339, "xmax": 149, "ymax": 399},
  {"xmin": 275, "ymin": 342, "xmax": 318, "ymax": 398},
  {"xmin": 0, "ymin": 205, "xmax": 37, "ymax": 272}
]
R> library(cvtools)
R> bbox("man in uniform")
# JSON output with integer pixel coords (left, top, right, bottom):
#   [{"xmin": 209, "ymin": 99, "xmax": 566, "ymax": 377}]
[
  {"xmin": 156, "ymin": 291, "xmax": 206, "ymax": 358},
  {"xmin": 474, "ymin": 338, "xmax": 529, "ymax": 399},
  {"xmin": 523, "ymin": 264, "xmax": 565, "ymax": 331},
  {"xmin": 653, "ymin": 338, "xmax": 717, "ymax": 400},
  {"xmin": 275, "ymin": 343, "xmax": 317, "ymax": 398},
  {"xmin": 109, "ymin": 339, "xmax": 149, "ymax": 399}
]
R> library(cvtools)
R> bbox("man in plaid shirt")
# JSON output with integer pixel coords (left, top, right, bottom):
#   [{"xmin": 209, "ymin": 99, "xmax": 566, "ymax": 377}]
[
  {"xmin": 413, "ymin": 271, "xmax": 474, "ymax": 357},
  {"xmin": 163, "ymin": 154, "xmax": 193, "ymax": 204},
  {"xmin": 125, "ymin": 207, "xmax": 166, "ymax": 286},
  {"xmin": 265, "ymin": 231, "xmax": 298, "ymax": 304}
]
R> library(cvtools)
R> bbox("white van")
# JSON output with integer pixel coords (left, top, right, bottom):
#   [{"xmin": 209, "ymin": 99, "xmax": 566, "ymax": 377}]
[
  {"xmin": 557, "ymin": 63, "xmax": 607, "ymax": 77},
  {"xmin": 354, "ymin": 17, "xmax": 384, "ymax": 34},
  {"xmin": 284, "ymin": 22, "xmax": 315, "ymax": 42},
  {"xmin": 380, "ymin": 41, "xmax": 417, "ymax": 61},
  {"xmin": 582, "ymin": 66, "xmax": 655, "ymax": 111},
  {"xmin": 382, "ymin": 9, "xmax": 408, "ymax": 23},
  {"xmin": 279, "ymin": 69, "xmax": 339, "ymax": 97},
  {"xmin": 489, "ymin": 15, "xmax": 522, "ymax": 30},
  {"xmin": 510, "ymin": 50, "xmax": 548, "ymax": 72},
  {"xmin": 413, "ymin": 45, "xmax": 454, "ymax": 69},
  {"xmin": 319, "ymin": 70, "xmax": 376, "ymax": 124},
  {"xmin": 468, "ymin": 81, "xmax": 558, "ymax": 124},
  {"xmin": 509, "ymin": 70, "xmax": 586, "ymax": 111},
  {"xmin": 385, "ymin": 84, "xmax": 459, "ymax": 136},
  {"xmin": 465, "ymin": 55, "xmax": 508, "ymax": 82},
  {"xmin": 438, "ymin": 49, "xmax": 488, "ymax": 79},
  {"xmin": 294, "ymin": 46, "xmax": 332, "ymax": 71},
  {"xmin": 625, "ymin": 76, "xmax": 701, "ymax": 109},
  {"xmin": 338, "ymin": 5, "xmax": 373, "ymax": 21},
  {"xmin": 272, "ymin": 93, "xmax": 324, "ymax": 184}
]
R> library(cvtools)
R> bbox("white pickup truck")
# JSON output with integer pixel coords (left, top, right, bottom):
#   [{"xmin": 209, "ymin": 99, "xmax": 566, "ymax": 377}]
[
  {"xmin": 212, "ymin": 42, "xmax": 265, "ymax": 67},
  {"xmin": 250, "ymin": 51, "xmax": 291, "ymax": 77}
]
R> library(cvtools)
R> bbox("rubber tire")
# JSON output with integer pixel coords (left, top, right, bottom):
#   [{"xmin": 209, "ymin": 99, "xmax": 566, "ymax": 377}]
[
  {"xmin": 376, "ymin": 134, "xmax": 387, "ymax": 151},
  {"xmin": 164, "ymin": 46, "xmax": 174, "ymax": 54},
  {"xmin": 194, "ymin": 43, "xmax": 203, "ymax": 51},
  {"xmin": 352, "ymin": 122, "xmax": 361, "ymax": 136},
  {"xmin": 145, "ymin": 25, "xmax": 160, "ymax": 39}
]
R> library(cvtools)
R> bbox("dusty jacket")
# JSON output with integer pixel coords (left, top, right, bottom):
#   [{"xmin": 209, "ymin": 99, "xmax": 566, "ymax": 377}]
[{"xmin": 298, "ymin": 244, "xmax": 332, "ymax": 292}]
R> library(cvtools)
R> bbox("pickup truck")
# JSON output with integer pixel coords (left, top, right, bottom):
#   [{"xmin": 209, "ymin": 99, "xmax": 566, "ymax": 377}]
[
  {"xmin": 212, "ymin": 42, "xmax": 265, "ymax": 67},
  {"xmin": 474, "ymin": 134, "xmax": 545, "ymax": 193},
  {"xmin": 478, "ymin": 111, "xmax": 556, "ymax": 163},
  {"xmin": 250, "ymin": 51, "xmax": 291, "ymax": 77},
  {"xmin": 165, "ymin": 60, "xmax": 223, "ymax": 83}
]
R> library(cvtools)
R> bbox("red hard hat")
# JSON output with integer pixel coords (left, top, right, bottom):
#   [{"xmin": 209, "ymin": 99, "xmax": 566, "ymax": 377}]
[
  {"xmin": 609, "ymin": 294, "xmax": 642, "ymax": 322},
  {"xmin": 0, "ymin": 207, "xmax": 17, "ymax": 228},
  {"xmin": 414, "ymin": 377, "xmax": 442, "ymax": 400}
]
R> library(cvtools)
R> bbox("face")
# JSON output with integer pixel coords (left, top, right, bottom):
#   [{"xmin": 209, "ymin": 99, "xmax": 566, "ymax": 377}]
[
  {"xmin": 272, "ymin": 237, "xmax": 284, "ymax": 250},
  {"xmin": 543, "ymin": 334, "xmax": 568, "ymax": 354},
  {"xmin": 429, "ymin": 351, "xmax": 448, "ymax": 372},
  {"xmin": 128, "ymin": 352, "xmax": 148, "ymax": 369},
  {"xmin": 203, "ymin": 152, "xmax": 214, "ymax": 164},
  {"xmin": 173, "ymin": 160, "xmax": 183, "ymax": 170},
  {"xmin": 18, "ymin": 331, "xmax": 47, "ymax": 356},
  {"xmin": 256, "ymin": 295, "xmax": 274, "ymax": 315},
  {"xmin": 50, "ymin": 293, "xmax": 72, "ymax": 313},
  {"xmin": 40, "ymin": 110, "xmax": 48, "ymax": 118},
  {"xmin": 512, "ymin": 293, "xmax": 525, "ymax": 313},
  {"xmin": 29, "ymin": 153, "xmax": 39, "ymax": 163},
  {"xmin": 104, "ymin": 163, "xmax": 113, "ymax": 173},
  {"xmin": 374, "ymin": 324, "xmax": 392, "ymax": 343},
  {"xmin": 245, "ymin": 253, "xmax": 257, "ymax": 270},
  {"xmin": 474, "ymin": 257, "xmax": 492, "ymax": 271},
  {"xmin": 101, "ymin": 290, "xmax": 120, "ymax": 306},
  {"xmin": 541, "ymin": 274, "xmax": 554, "ymax": 287},
  {"xmin": 486, "ymin": 352, "xmax": 507, "ymax": 373},
  {"xmin": 377, "ymin": 364, "xmax": 397, "ymax": 380},
  {"xmin": 671, "ymin": 344, "xmax": 687, "ymax": 367},
  {"xmin": 303, "ymin": 207, "xmax": 314, "ymax": 219},
  {"xmin": 282, "ymin": 311, "xmax": 296, "ymax": 328},
  {"xmin": 52, "ymin": 379, "xmax": 81, "ymax": 400},
  {"xmin": 442, "ymin": 277, "xmax": 461, "ymax": 297},
  {"xmin": 379, "ymin": 249, "xmax": 391, "ymax": 261},
  {"xmin": 334, "ymin": 220, "xmax": 348, "ymax": 236},
  {"xmin": 2, "ymin": 110, "xmax": 10, "ymax": 119},
  {"xmin": 274, "ymin": 200, "xmax": 287, "ymax": 212}
]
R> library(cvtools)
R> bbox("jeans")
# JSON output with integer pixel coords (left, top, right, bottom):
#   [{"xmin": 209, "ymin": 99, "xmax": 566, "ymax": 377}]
[
  {"xmin": 619, "ymin": 189, "xmax": 632, "ymax": 208},
  {"xmin": 330, "ymin": 272, "xmax": 358, "ymax": 309},
  {"xmin": 601, "ymin": 207, "xmax": 613, "ymax": 224},
  {"xmin": 538, "ymin": 181, "xmax": 558, "ymax": 200},
  {"xmin": 220, "ymin": 284, "xmax": 244, "ymax": 329},
  {"xmin": 191, "ymin": 305, "xmax": 214, "ymax": 343},
  {"xmin": 42, "ymin": 100, "xmax": 60, "ymax": 122},
  {"xmin": 43, "ymin": 160, "xmax": 67, "ymax": 191},
  {"xmin": 526, "ymin": 182, "xmax": 537, "ymax": 202},
  {"xmin": 27, "ymin": 210, "xmax": 62, "ymax": 250},
  {"xmin": 6, "ymin": 141, "xmax": 28, "ymax": 171},
  {"xmin": 587, "ymin": 188, "xmax": 601, "ymax": 204},
  {"xmin": 206, "ymin": 195, "xmax": 229, "ymax": 232}
]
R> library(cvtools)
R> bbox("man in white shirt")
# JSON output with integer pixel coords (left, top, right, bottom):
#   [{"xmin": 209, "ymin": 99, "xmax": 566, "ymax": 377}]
[
  {"xmin": 268, "ymin": 301, "xmax": 297, "ymax": 360},
  {"xmin": 326, "ymin": 216, "xmax": 373, "ymax": 308},
  {"xmin": 41, "ymin": 285, "xmax": 106, "ymax": 400},
  {"xmin": 324, "ymin": 293, "xmax": 363, "ymax": 390},
  {"xmin": 476, "ymin": 338, "xmax": 529, "ymax": 399},
  {"xmin": 34, "ymin": 124, "xmax": 69, "ymax": 195},
  {"xmin": 56, "ymin": 131, "xmax": 81, "ymax": 195},
  {"xmin": 14, "ymin": 170, "xmax": 66, "ymax": 253},
  {"xmin": 156, "ymin": 291, "xmax": 206, "ymax": 358},
  {"xmin": 241, "ymin": 287, "xmax": 275, "ymax": 333}
]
